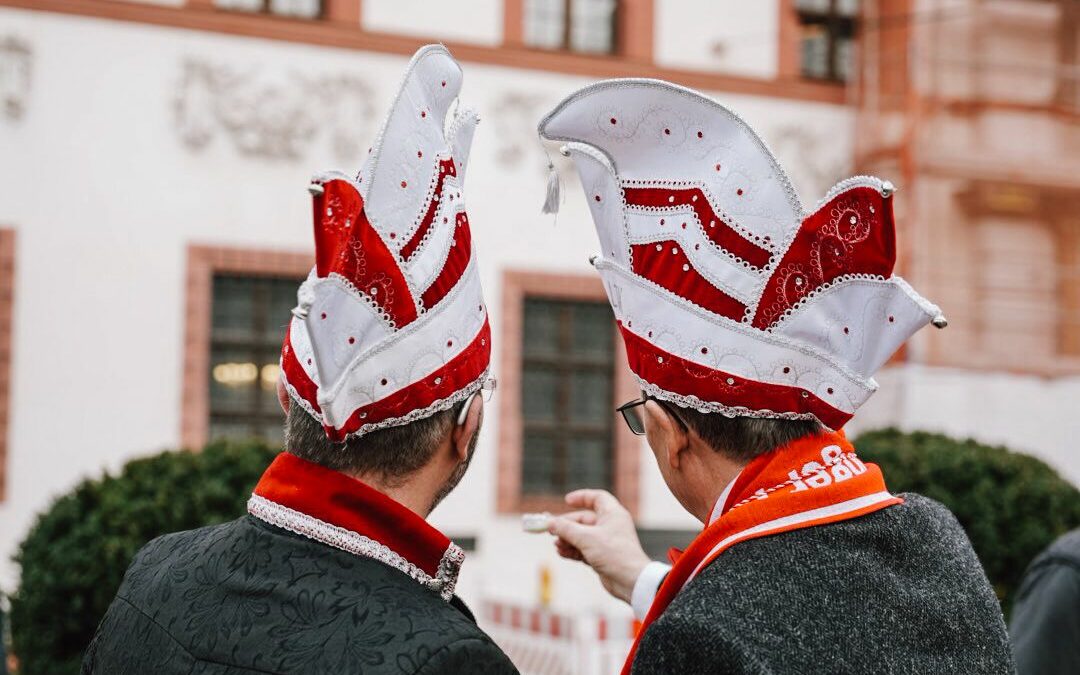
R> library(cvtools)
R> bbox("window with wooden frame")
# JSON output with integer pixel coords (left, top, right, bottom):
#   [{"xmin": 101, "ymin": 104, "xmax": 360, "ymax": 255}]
[
  {"xmin": 795, "ymin": 0, "xmax": 859, "ymax": 82},
  {"xmin": 497, "ymin": 270, "xmax": 641, "ymax": 515},
  {"xmin": 213, "ymin": 0, "xmax": 323, "ymax": 20},
  {"xmin": 181, "ymin": 245, "xmax": 311, "ymax": 450},
  {"xmin": 520, "ymin": 297, "xmax": 616, "ymax": 495},
  {"xmin": 208, "ymin": 274, "xmax": 304, "ymax": 444},
  {"xmin": 522, "ymin": 0, "xmax": 620, "ymax": 55}
]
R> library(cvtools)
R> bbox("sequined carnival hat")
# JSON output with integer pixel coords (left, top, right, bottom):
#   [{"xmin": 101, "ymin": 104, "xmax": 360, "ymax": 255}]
[
  {"xmin": 280, "ymin": 45, "xmax": 490, "ymax": 441},
  {"xmin": 538, "ymin": 78, "xmax": 945, "ymax": 429}
]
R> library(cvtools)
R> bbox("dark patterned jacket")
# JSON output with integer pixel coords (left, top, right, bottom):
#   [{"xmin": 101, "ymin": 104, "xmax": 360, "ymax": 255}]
[
  {"xmin": 82, "ymin": 453, "xmax": 518, "ymax": 675},
  {"xmin": 632, "ymin": 494, "xmax": 1015, "ymax": 674}
]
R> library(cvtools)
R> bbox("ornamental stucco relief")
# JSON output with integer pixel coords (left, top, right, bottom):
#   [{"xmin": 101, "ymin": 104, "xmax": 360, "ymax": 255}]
[
  {"xmin": 0, "ymin": 36, "xmax": 32, "ymax": 122},
  {"xmin": 173, "ymin": 59, "xmax": 375, "ymax": 162},
  {"xmin": 770, "ymin": 125, "xmax": 851, "ymax": 204},
  {"xmin": 491, "ymin": 91, "xmax": 550, "ymax": 172}
]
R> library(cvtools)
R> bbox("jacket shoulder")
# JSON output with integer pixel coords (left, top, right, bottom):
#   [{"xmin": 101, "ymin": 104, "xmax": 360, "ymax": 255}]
[
  {"xmin": 634, "ymin": 609, "xmax": 768, "ymax": 675},
  {"xmin": 408, "ymin": 636, "xmax": 519, "ymax": 675},
  {"xmin": 638, "ymin": 497, "xmax": 1014, "ymax": 674}
]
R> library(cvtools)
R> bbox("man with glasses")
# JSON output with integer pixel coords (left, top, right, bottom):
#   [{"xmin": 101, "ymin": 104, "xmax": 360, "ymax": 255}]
[
  {"xmin": 538, "ymin": 79, "xmax": 1012, "ymax": 674},
  {"xmin": 83, "ymin": 46, "xmax": 517, "ymax": 674}
]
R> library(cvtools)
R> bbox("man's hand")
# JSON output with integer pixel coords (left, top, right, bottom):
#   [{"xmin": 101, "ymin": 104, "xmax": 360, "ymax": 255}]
[{"xmin": 548, "ymin": 489, "xmax": 651, "ymax": 604}]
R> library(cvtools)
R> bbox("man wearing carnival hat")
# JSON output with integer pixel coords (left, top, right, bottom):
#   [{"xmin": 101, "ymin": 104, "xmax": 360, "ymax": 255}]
[
  {"xmin": 83, "ymin": 46, "xmax": 517, "ymax": 674},
  {"xmin": 538, "ymin": 80, "xmax": 1013, "ymax": 673}
]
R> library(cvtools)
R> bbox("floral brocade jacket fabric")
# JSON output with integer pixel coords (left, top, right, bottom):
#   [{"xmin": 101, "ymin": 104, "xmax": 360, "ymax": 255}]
[{"xmin": 81, "ymin": 516, "xmax": 518, "ymax": 675}]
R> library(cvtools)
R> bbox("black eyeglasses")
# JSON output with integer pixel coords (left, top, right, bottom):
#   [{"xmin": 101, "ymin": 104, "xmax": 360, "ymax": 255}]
[{"xmin": 616, "ymin": 396, "xmax": 687, "ymax": 436}]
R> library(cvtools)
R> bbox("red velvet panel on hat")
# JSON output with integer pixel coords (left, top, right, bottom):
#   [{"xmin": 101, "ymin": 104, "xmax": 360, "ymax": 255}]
[
  {"xmin": 421, "ymin": 210, "xmax": 473, "ymax": 310},
  {"xmin": 623, "ymin": 186, "xmax": 772, "ymax": 269},
  {"xmin": 400, "ymin": 157, "xmax": 458, "ymax": 261},
  {"xmin": 629, "ymin": 241, "xmax": 747, "ymax": 322},
  {"xmin": 752, "ymin": 186, "xmax": 896, "ymax": 329},
  {"xmin": 619, "ymin": 324, "xmax": 852, "ymax": 429},
  {"xmin": 327, "ymin": 318, "xmax": 491, "ymax": 441},
  {"xmin": 311, "ymin": 179, "xmax": 418, "ymax": 327},
  {"xmin": 280, "ymin": 324, "xmax": 322, "ymax": 415}
]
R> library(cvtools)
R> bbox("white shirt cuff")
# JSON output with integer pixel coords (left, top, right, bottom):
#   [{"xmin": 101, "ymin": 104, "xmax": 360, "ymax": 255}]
[{"xmin": 630, "ymin": 561, "xmax": 672, "ymax": 621}]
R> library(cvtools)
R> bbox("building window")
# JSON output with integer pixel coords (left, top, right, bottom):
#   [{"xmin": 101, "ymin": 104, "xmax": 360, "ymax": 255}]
[
  {"xmin": 208, "ymin": 274, "xmax": 303, "ymax": 444},
  {"xmin": 521, "ymin": 297, "xmax": 616, "ymax": 495},
  {"xmin": 796, "ymin": 0, "xmax": 858, "ymax": 82},
  {"xmin": 181, "ymin": 245, "xmax": 312, "ymax": 450},
  {"xmin": 497, "ymin": 271, "xmax": 641, "ymax": 515},
  {"xmin": 523, "ymin": 0, "xmax": 618, "ymax": 55},
  {"xmin": 214, "ymin": 0, "xmax": 322, "ymax": 20}
]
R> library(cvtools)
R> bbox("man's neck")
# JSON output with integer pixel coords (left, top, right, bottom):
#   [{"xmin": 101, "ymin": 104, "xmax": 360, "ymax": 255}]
[
  {"xmin": 691, "ymin": 455, "xmax": 748, "ymax": 525},
  {"xmin": 351, "ymin": 466, "xmax": 446, "ymax": 519}
]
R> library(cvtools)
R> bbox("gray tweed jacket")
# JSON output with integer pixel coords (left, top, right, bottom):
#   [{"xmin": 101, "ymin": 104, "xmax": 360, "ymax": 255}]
[{"xmin": 632, "ymin": 494, "xmax": 1014, "ymax": 675}]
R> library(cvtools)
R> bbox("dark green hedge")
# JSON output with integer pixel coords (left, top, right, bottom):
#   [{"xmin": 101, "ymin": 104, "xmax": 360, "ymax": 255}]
[
  {"xmin": 855, "ymin": 428, "xmax": 1080, "ymax": 613},
  {"xmin": 9, "ymin": 439, "xmax": 277, "ymax": 675}
]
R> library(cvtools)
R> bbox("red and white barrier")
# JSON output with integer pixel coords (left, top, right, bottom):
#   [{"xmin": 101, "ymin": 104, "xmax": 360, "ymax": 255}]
[{"xmin": 482, "ymin": 602, "xmax": 638, "ymax": 675}]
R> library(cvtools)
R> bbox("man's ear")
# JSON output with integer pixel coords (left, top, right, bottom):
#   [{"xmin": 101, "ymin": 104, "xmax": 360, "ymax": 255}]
[
  {"xmin": 450, "ymin": 395, "xmax": 483, "ymax": 462},
  {"xmin": 644, "ymin": 400, "xmax": 689, "ymax": 470},
  {"xmin": 276, "ymin": 377, "xmax": 290, "ymax": 414}
]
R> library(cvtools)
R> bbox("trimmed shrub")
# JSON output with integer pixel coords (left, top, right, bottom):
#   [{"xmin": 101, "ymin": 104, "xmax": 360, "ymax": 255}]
[
  {"xmin": 9, "ymin": 439, "xmax": 276, "ymax": 675},
  {"xmin": 856, "ymin": 428, "xmax": 1080, "ymax": 613}
]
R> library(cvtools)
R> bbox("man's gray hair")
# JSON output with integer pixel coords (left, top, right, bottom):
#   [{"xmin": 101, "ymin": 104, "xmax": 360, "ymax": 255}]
[
  {"xmin": 674, "ymin": 407, "xmax": 824, "ymax": 462},
  {"xmin": 285, "ymin": 401, "xmax": 462, "ymax": 484}
]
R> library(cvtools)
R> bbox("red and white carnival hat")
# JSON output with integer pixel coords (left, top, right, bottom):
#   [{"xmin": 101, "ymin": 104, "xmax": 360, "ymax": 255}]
[
  {"xmin": 280, "ymin": 45, "xmax": 490, "ymax": 441},
  {"xmin": 539, "ymin": 79, "xmax": 944, "ymax": 430}
]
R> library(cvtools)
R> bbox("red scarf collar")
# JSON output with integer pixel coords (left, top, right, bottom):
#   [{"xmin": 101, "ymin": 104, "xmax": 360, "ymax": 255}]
[
  {"xmin": 623, "ymin": 430, "xmax": 900, "ymax": 674},
  {"xmin": 247, "ymin": 452, "xmax": 464, "ymax": 601}
]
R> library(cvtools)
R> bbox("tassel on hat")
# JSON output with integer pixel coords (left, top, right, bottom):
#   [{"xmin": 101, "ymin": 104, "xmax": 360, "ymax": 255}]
[{"xmin": 539, "ymin": 134, "xmax": 563, "ymax": 216}]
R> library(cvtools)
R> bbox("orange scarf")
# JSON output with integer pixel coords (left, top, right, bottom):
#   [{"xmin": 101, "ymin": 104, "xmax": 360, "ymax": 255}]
[{"xmin": 622, "ymin": 430, "xmax": 900, "ymax": 674}]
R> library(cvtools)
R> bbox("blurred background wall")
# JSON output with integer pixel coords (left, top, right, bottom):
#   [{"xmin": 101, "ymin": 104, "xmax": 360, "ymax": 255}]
[{"xmin": 0, "ymin": 0, "xmax": 1077, "ymax": 666}]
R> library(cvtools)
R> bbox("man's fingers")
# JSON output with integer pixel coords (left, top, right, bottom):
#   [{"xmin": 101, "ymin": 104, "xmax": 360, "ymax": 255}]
[
  {"xmin": 565, "ymin": 489, "xmax": 623, "ymax": 515},
  {"xmin": 547, "ymin": 515, "xmax": 589, "ymax": 549},
  {"xmin": 554, "ymin": 538, "xmax": 584, "ymax": 562},
  {"xmin": 561, "ymin": 510, "xmax": 598, "ymax": 526}
]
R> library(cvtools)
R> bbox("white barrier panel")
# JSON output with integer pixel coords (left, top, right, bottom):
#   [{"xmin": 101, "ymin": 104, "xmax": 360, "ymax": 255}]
[{"xmin": 482, "ymin": 602, "xmax": 637, "ymax": 675}]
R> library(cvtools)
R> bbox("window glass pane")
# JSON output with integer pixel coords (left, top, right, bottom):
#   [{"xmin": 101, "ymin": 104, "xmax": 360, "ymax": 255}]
[
  {"xmin": 801, "ymin": 27, "xmax": 830, "ymax": 79},
  {"xmin": 258, "ymin": 361, "xmax": 283, "ymax": 413},
  {"xmin": 569, "ymin": 0, "xmax": 616, "ymax": 54},
  {"xmin": 260, "ymin": 420, "xmax": 285, "ymax": 446},
  {"xmin": 568, "ymin": 370, "xmax": 612, "ymax": 426},
  {"xmin": 566, "ymin": 437, "xmax": 610, "ymax": 491},
  {"xmin": 522, "ymin": 434, "xmax": 556, "ymax": 494},
  {"xmin": 524, "ymin": 0, "xmax": 567, "ymax": 49},
  {"xmin": 834, "ymin": 37, "xmax": 854, "ymax": 82},
  {"xmin": 214, "ymin": 0, "xmax": 263, "ymax": 11},
  {"xmin": 266, "ymin": 278, "xmax": 300, "ymax": 342},
  {"xmin": 522, "ymin": 364, "xmax": 559, "ymax": 423},
  {"xmin": 269, "ymin": 0, "xmax": 321, "ymax": 17},
  {"xmin": 836, "ymin": 0, "xmax": 860, "ymax": 18},
  {"xmin": 209, "ymin": 420, "xmax": 255, "ymax": 442},
  {"xmin": 570, "ymin": 302, "xmax": 614, "ymax": 362},
  {"xmin": 795, "ymin": 0, "xmax": 831, "ymax": 12},
  {"xmin": 212, "ymin": 276, "xmax": 256, "ymax": 341},
  {"xmin": 523, "ymin": 298, "xmax": 561, "ymax": 358},
  {"xmin": 210, "ymin": 349, "xmax": 259, "ymax": 413}
]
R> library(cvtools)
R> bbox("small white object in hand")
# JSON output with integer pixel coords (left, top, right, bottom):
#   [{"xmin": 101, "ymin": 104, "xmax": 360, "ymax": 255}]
[{"xmin": 522, "ymin": 512, "xmax": 552, "ymax": 533}]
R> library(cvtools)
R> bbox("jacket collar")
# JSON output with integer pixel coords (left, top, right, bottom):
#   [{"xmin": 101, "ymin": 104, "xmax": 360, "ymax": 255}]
[{"xmin": 247, "ymin": 452, "xmax": 464, "ymax": 601}]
